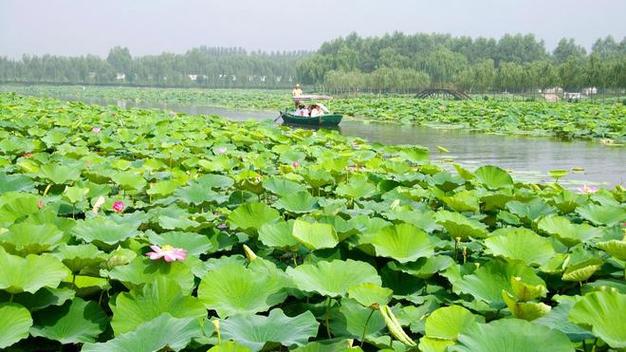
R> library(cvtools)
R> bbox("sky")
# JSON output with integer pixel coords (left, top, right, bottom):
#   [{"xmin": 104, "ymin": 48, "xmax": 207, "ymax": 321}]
[{"xmin": 1, "ymin": 0, "xmax": 625, "ymax": 58}]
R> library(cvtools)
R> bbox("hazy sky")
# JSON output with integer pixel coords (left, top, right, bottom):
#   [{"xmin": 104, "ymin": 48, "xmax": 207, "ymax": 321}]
[{"xmin": 1, "ymin": 0, "xmax": 625, "ymax": 58}]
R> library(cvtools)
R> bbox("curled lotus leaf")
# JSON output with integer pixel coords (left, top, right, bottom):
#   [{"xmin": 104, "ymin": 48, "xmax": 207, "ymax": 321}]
[
  {"xmin": 0, "ymin": 303, "xmax": 32, "ymax": 349},
  {"xmin": 569, "ymin": 291, "xmax": 626, "ymax": 349},
  {"xmin": 0, "ymin": 247, "xmax": 70, "ymax": 294},
  {"xmin": 484, "ymin": 227, "xmax": 555, "ymax": 266}
]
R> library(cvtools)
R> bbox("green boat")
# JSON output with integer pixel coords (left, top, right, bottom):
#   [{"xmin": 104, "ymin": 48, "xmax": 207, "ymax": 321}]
[
  {"xmin": 280, "ymin": 111, "xmax": 343, "ymax": 126},
  {"xmin": 280, "ymin": 94, "xmax": 343, "ymax": 127}
]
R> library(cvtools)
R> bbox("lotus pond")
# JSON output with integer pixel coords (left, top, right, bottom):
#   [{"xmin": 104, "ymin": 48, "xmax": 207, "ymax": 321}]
[
  {"xmin": 3, "ymin": 85, "xmax": 625, "ymax": 142},
  {"xmin": 1, "ymin": 92, "xmax": 626, "ymax": 352}
]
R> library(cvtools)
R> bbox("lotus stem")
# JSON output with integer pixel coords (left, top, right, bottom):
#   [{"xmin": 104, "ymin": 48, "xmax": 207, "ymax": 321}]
[
  {"xmin": 43, "ymin": 183, "xmax": 52, "ymax": 196},
  {"xmin": 9, "ymin": 294, "xmax": 14, "ymax": 304},
  {"xmin": 72, "ymin": 274, "xmax": 77, "ymax": 289},
  {"xmin": 360, "ymin": 308, "xmax": 375, "ymax": 346},
  {"xmin": 325, "ymin": 297, "xmax": 332, "ymax": 338}
]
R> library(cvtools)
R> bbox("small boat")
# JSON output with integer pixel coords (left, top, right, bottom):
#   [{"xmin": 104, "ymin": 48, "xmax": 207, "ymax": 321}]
[{"xmin": 280, "ymin": 94, "xmax": 343, "ymax": 127}]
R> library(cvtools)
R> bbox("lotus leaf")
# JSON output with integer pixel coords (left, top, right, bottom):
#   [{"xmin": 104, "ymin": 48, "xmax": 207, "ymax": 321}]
[
  {"xmin": 452, "ymin": 260, "xmax": 545, "ymax": 308},
  {"xmin": 292, "ymin": 219, "xmax": 339, "ymax": 250},
  {"xmin": 228, "ymin": 202, "xmax": 281, "ymax": 232},
  {"xmin": 111, "ymin": 277, "xmax": 206, "ymax": 335},
  {"xmin": 347, "ymin": 282, "xmax": 393, "ymax": 307},
  {"xmin": 449, "ymin": 319, "xmax": 574, "ymax": 352},
  {"xmin": 365, "ymin": 223, "xmax": 434, "ymax": 263},
  {"xmin": 576, "ymin": 203, "xmax": 626, "ymax": 226},
  {"xmin": 275, "ymin": 190, "xmax": 319, "ymax": 213},
  {"xmin": 81, "ymin": 313, "xmax": 202, "ymax": 352},
  {"xmin": 287, "ymin": 259, "xmax": 381, "ymax": 297},
  {"xmin": 258, "ymin": 220, "xmax": 299, "ymax": 248},
  {"xmin": 0, "ymin": 303, "xmax": 32, "ymax": 349},
  {"xmin": 0, "ymin": 247, "xmax": 70, "ymax": 294},
  {"xmin": 198, "ymin": 261, "xmax": 287, "ymax": 317},
  {"xmin": 474, "ymin": 165, "xmax": 514, "ymax": 190},
  {"xmin": 597, "ymin": 239, "xmax": 626, "ymax": 260},
  {"xmin": 72, "ymin": 216, "xmax": 139, "ymax": 246},
  {"xmin": 435, "ymin": 210, "xmax": 488, "ymax": 239},
  {"xmin": 569, "ymin": 291, "xmax": 626, "ymax": 348},
  {"xmin": 1, "ymin": 222, "xmax": 64, "ymax": 255},
  {"xmin": 484, "ymin": 227, "xmax": 555, "ymax": 266},
  {"xmin": 30, "ymin": 297, "xmax": 108, "ymax": 344},
  {"xmin": 221, "ymin": 308, "xmax": 319, "ymax": 351}
]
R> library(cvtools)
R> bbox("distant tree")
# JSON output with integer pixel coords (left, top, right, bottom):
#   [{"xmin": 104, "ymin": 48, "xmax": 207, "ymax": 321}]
[{"xmin": 553, "ymin": 38, "xmax": 586, "ymax": 64}]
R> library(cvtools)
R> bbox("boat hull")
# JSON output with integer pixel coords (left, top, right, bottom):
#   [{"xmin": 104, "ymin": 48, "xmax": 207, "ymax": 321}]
[{"xmin": 280, "ymin": 112, "xmax": 343, "ymax": 126}]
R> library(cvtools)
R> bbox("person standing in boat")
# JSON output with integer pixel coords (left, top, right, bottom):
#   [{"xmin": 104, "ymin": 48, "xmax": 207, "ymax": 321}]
[{"xmin": 292, "ymin": 83, "xmax": 303, "ymax": 108}]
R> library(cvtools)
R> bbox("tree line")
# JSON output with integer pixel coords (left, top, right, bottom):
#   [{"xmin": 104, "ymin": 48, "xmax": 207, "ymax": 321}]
[
  {"xmin": 0, "ymin": 46, "xmax": 309, "ymax": 88},
  {"xmin": 299, "ymin": 33, "xmax": 626, "ymax": 93},
  {"xmin": 0, "ymin": 33, "xmax": 625, "ymax": 92}
]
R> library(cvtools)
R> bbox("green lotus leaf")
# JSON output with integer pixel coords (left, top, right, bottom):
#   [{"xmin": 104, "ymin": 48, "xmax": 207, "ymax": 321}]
[
  {"xmin": 64, "ymin": 185, "xmax": 90, "ymax": 203},
  {"xmin": 569, "ymin": 291, "xmax": 626, "ymax": 348},
  {"xmin": 502, "ymin": 291, "xmax": 551, "ymax": 321},
  {"xmin": 221, "ymin": 309, "xmax": 319, "ymax": 352},
  {"xmin": 534, "ymin": 296, "xmax": 594, "ymax": 342},
  {"xmin": 347, "ymin": 282, "xmax": 393, "ymax": 307},
  {"xmin": 0, "ymin": 247, "xmax": 70, "ymax": 294},
  {"xmin": 293, "ymin": 340, "xmax": 361, "ymax": 352},
  {"xmin": 597, "ymin": 239, "xmax": 626, "ymax": 260},
  {"xmin": 576, "ymin": 203, "xmax": 626, "ymax": 226},
  {"xmin": 562, "ymin": 258, "xmax": 603, "ymax": 282},
  {"xmin": 147, "ymin": 231, "xmax": 215, "ymax": 256},
  {"xmin": 474, "ymin": 165, "xmax": 514, "ymax": 189},
  {"xmin": 111, "ymin": 277, "xmax": 206, "ymax": 335},
  {"xmin": 1, "ymin": 287, "xmax": 74, "ymax": 312},
  {"xmin": 287, "ymin": 259, "xmax": 381, "ymax": 297},
  {"xmin": 292, "ymin": 219, "xmax": 339, "ymax": 250},
  {"xmin": 82, "ymin": 313, "xmax": 202, "ymax": 352},
  {"xmin": 263, "ymin": 176, "xmax": 307, "ymax": 197},
  {"xmin": 196, "ymin": 173, "xmax": 234, "ymax": 189},
  {"xmin": 506, "ymin": 199, "xmax": 555, "ymax": 223},
  {"xmin": 208, "ymin": 341, "xmax": 253, "ymax": 352},
  {"xmin": 107, "ymin": 257, "xmax": 195, "ymax": 293},
  {"xmin": 175, "ymin": 182, "xmax": 227, "ymax": 205},
  {"xmin": 0, "ymin": 173, "xmax": 34, "ymax": 194},
  {"xmin": 1, "ymin": 222, "xmax": 64, "ymax": 255},
  {"xmin": 387, "ymin": 256, "xmax": 454, "ymax": 279},
  {"xmin": 0, "ymin": 303, "xmax": 32, "ymax": 349},
  {"xmin": 336, "ymin": 174, "xmax": 377, "ymax": 200},
  {"xmin": 419, "ymin": 338, "xmax": 455, "ymax": 352},
  {"xmin": 30, "ymin": 297, "xmax": 108, "ymax": 344},
  {"xmin": 330, "ymin": 298, "xmax": 386, "ymax": 338},
  {"xmin": 439, "ymin": 189, "xmax": 480, "ymax": 212},
  {"xmin": 449, "ymin": 319, "xmax": 574, "ymax": 352},
  {"xmin": 398, "ymin": 147, "xmax": 429, "ymax": 164},
  {"xmin": 424, "ymin": 305, "xmax": 478, "ymax": 341},
  {"xmin": 382, "ymin": 208, "xmax": 440, "ymax": 233},
  {"xmin": 148, "ymin": 205, "xmax": 200, "ymax": 230},
  {"xmin": 147, "ymin": 180, "xmax": 181, "ymax": 197},
  {"xmin": 537, "ymin": 215, "xmax": 602, "ymax": 246},
  {"xmin": 484, "ymin": 227, "xmax": 555, "ymax": 266},
  {"xmin": 452, "ymin": 260, "xmax": 545, "ymax": 309},
  {"xmin": 198, "ymin": 261, "xmax": 287, "ymax": 317},
  {"xmin": 114, "ymin": 171, "xmax": 147, "ymax": 190},
  {"xmin": 228, "ymin": 202, "xmax": 281, "ymax": 232},
  {"xmin": 0, "ymin": 192, "xmax": 41, "ymax": 227},
  {"xmin": 258, "ymin": 220, "xmax": 299, "ymax": 248},
  {"xmin": 509, "ymin": 276, "xmax": 548, "ymax": 301},
  {"xmin": 365, "ymin": 223, "xmax": 434, "ymax": 263},
  {"xmin": 72, "ymin": 216, "xmax": 139, "ymax": 246},
  {"xmin": 38, "ymin": 164, "xmax": 82, "ymax": 184},
  {"xmin": 435, "ymin": 210, "xmax": 488, "ymax": 240},
  {"xmin": 275, "ymin": 190, "xmax": 319, "ymax": 213},
  {"xmin": 53, "ymin": 243, "xmax": 103, "ymax": 270}
]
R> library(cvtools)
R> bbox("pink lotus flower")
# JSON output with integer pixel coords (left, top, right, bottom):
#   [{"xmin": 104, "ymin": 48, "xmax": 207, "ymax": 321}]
[
  {"xmin": 112, "ymin": 200, "xmax": 125, "ymax": 213},
  {"xmin": 577, "ymin": 184, "xmax": 598, "ymax": 194},
  {"xmin": 292, "ymin": 161, "xmax": 300, "ymax": 169},
  {"xmin": 92, "ymin": 127, "xmax": 101, "ymax": 133},
  {"xmin": 146, "ymin": 245, "xmax": 187, "ymax": 262}
]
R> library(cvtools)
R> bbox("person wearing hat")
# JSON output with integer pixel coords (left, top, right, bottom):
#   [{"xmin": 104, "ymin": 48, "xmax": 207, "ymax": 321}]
[{"xmin": 292, "ymin": 84, "xmax": 303, "ymax": 108}]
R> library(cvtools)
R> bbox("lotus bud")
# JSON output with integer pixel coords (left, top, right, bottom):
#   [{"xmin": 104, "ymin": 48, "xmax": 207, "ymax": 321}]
[
  {"xmin": 379, "ymin": 305, "xmax": 416, "ymax": 347},
  {"xmin": 37, "ymin": 199, "xmax": 45, "ymax": 209},
  {"xmin": 243, "ymin": 244, "xmax": 257, "ymax": 262},
  {"xmin": 91, "ymin": 196, "xmax": 106, "ymax": 215},
  {"xmin": 212, "ymin": 319, "xmax": 221, "ymax": 344}
]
